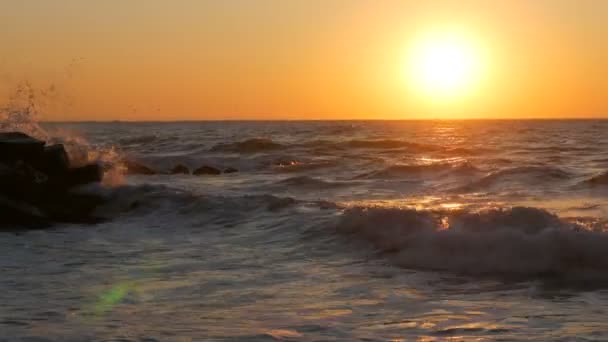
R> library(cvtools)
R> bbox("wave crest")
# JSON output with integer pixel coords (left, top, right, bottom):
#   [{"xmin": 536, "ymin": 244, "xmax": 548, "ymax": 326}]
[
  {"xmin": 336, "ymin": 206, "xmax": 608, "ymax": 284},
  {"xmin": 456, "ymin": 166, "xmax": 571, "ymax": 192}
]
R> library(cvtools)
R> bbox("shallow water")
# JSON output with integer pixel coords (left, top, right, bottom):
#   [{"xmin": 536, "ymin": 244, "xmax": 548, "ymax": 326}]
[{"xmin": 2, "ymin": 120, "xmax": 608, "ymax": 341}]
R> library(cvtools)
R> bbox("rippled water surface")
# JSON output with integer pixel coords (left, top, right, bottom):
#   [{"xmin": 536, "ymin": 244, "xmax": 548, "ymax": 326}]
[{"xmin": 2, "ymin": 120, "xmax": 608, "ymax": 341}]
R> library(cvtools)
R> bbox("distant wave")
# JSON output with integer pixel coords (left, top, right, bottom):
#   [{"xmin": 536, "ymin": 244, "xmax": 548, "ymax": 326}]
[
  {"xmin": 207, "ymin": 137, "xmax": 481, "ymax": 155},
  {"xmin": 276, "ymin": 176, "xmax": 358, "ymax": 188},
  {"xmin": 456, "ymin": 166, "xmax": 572, "ymax": 192},
  {"xmin": 582, "ymin": 171, "xmax": 608, "ymax": 186},
  {"xmin": 355, "ymin": 162, "xmax": 479, "ymax": 179},
  {"xmin": 271, "ymin": 157, "xmax": 338, "ymax": 173},
  {"xmin": 118, "ymin": 135, "xmax": 158, "ymax": 145},
  {"xmin": 521, "ymin": 145, "xmax": 602, "ymax": 153},
  {"xmin": 343, "ymin": 139, "xmax": 440, "ymax": 152},
  {"xmin": 336, "ymin": 206, "xmax": 608, "ymax": 285},
  {"xmin": 91, "ymin": 184, "xmax": 304, "ymax": 220},
  {"xmin": 210, "ymin": 138, "xmax": 285, "ymax": 153}
]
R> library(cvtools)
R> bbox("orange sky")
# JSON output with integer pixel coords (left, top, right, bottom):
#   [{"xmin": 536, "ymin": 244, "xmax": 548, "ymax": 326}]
[{"xmin": 1, "ymin": 0, "xmax": 607, "ymax": 121}]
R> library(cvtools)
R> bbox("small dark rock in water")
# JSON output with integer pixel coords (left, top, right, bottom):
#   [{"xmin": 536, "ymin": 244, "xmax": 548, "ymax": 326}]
[
  {"xmin": 122, "ymin": 160, "xmax": 157, "ymax": 175},
  {"xmin": 0, "ymin": 132, "xmax": 107, "ymax": 229},
  {"xmin": 193, "ymin": 165, "xmax": 221, "ymax": 175},
  {"xmin": 223, "ymin": 167, "xmax": 238, "ymax": 174},
  {"xmin": 170, "ymin": 164, "xmax": 190, "ymax": 174}
]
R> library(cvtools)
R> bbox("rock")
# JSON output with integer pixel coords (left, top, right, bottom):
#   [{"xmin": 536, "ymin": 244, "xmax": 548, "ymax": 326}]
[
  {"xmin": 36, "ymin": 144, "xmax": 70, "ymax": 175},
  {"xmin": 0, "ymin": 161, "xmax": 49, "ymax": 201},
  {"xmin": 170, "ymin": 164, "xmax": 190, "ymax": 175},
  {"xmin": 40, "ymin": 191, "xmax": 105, "ymax": 223},
  {"xmin": 0, "ymin": 132, "xmax": 107, "ymax": 228},
  {"xmin": 0, "ymin": 132, "xmax": 45, "ymax": 163},
  {"xmin": 67, "ymin": 164, "xmax": 104, "ymax": 187},
  {"xmin": 122, "ymin": 160, "xmax": 157, "ymax": 175},
  {"xmin": 0, "ymin": 195, "xmax": 50, "ymax": 230},
  {"xmin": 193, "ymin": 165, "xmax": 221, "ymax": 175},
  {"xmin": 223, "ymin": 167, "xmax": 238, "ymax": 174}
]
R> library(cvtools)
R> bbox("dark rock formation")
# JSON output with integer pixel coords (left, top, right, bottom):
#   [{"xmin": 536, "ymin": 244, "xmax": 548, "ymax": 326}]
[
  {"xmin": 223, "ymin": 167, "xmax": 239, "ymax": 174},
  {"xmin": 68, "ymin": 164, "xmax": 104, "ymax": 187},
  {"xmin": 0, "ymin": 132, "xmax": 45, "ymax": 162},
  {"xmin": 0, "ymin": 132, "xmax": 106, "ymax": 229},
  {"xmin": 193, "ymin": 165, "xmax": 221, "ymax": 175},
  {"xmin": 170, "ymin": 164, "xmax": 190, "ymax": 175},
  {"xmin": 38, "ymin": 144, "xmax": 70, "ymax": 175},
  {"xmin": 122, "ymin": 160, "xmax": 157, "ymax": 175}
]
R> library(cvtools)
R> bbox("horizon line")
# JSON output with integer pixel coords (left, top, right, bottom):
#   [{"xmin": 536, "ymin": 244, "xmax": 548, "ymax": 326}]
[{"xmin": 41, "ymin": 117, "xmax": 608, "ymax": 123}]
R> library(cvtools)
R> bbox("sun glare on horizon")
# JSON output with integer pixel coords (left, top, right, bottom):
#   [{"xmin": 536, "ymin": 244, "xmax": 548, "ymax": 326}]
[{"xmin": 406, "ymin": 31, "xmax": 485, "ymax": 102}]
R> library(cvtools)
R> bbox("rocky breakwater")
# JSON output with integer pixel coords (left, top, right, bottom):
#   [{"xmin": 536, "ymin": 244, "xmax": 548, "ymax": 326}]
[{"xmin": 0, "ymin": 132, "xmax": 105, "ymax": 229}]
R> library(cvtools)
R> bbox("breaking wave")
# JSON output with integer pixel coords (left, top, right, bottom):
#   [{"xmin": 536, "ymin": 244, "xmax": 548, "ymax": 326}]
[{"xmin": 336, "ymin": 206, "xmax": 608, "ymax": 285}]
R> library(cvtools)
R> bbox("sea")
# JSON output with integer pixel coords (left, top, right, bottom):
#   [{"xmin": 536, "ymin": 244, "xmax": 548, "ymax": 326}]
[{"xmin": 1, "ymin": 120, "xmax": 608, "ymax": 341}]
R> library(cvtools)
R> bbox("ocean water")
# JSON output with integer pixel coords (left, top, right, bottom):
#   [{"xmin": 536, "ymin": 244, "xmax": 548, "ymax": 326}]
[{"xmin": 2, "ymin": 120, "xmax": 608, "ymax": 341}]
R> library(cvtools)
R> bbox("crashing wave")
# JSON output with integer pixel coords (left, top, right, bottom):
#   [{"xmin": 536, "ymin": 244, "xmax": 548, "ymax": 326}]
[
  {"xmin": 0, "ymin": 82, "xmax": 125, "ymax": 185},
  {"xmin": 336, "ymin": 206, "xmax": 608, "ymax": 285}
]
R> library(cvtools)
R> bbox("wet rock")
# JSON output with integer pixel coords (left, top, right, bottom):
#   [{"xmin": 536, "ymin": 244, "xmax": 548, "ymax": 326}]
[
  {"xmin": 223, "ymin": 167, "xmax": 239, "ymax": 174},
  {"xmin": 193, "ymin": 165, "xmax": 221, "ymax": 175},
  {"xmin": 170, "ymin": 164, "xmax": 190, "ymax": 175},
  {"xmin": 0, "ymin": 161, "xmax": 49, "ymax": 200},
  {"xmin": 40, "ymin": 191, "xmax": 105, "ymax": 224},
  {"xmin": 122, "ymin": 160, "xmax": 157, "ymax": 175},
  {"xmin": 37, "ymin": 144, "xmax": 70, "ymax": 175},
  {"xmin": 67, "ymin": 164, "xmax": 103, "ymax": 187},
  {"xmin": 0, "ymin": 132, "xmax": 45, "ymax": 163},
  {"xmin": 0, "ymin": 132, "xmax": 107, "ymax": 229},
  {"xmin": 0, "ymin": 195, "xmax": 50, "ymax": 229}
]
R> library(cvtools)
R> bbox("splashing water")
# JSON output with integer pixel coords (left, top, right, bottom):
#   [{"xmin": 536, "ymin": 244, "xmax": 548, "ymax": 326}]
[{"xmin": 0, "ymin": 81, "xmax": 125, "ymax": 185}]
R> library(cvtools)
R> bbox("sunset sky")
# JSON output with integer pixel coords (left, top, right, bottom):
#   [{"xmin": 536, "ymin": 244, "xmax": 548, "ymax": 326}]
[{"xmin": 1, "ymin": 0, "xmax": 607, "ymax": 121}]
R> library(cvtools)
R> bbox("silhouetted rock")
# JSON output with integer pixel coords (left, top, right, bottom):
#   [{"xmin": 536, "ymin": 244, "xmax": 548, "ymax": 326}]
[
  {"xmin": 223, "ymin": 167, "xmax": 238, "ymax": 174},
  {"xmin": 122, "ymin": 160, "xmax": 157, "ymax": 175},
  {"xmin": 193, "ymin": 165, "xmax": 221, "ymax": 175},
  {"xmin": 170, "ymin": 164, "xmax": 190, "ymax": 175},
  {"xmin": 37, "ymin": 144, "xmax": 70, "ymax": 175},
  {"xmin": 0, "ymin": 132, "xmax": 107, "ymax": 229},
  {"xmin": 0, "ymin": 161, "xmax": 48, "ymax": 200},
  {"xmin": 0, "ymin": 195, "xmax": 50, "ymax": 230},
  {"xmin": 67, "ymin": 164, "xmax": 103, "ymax": 187},
  {"xmin": 0, "ymin": 132, "xmax": 45, "ymax": 162},
  {"xmin": 39, "ymin": 191, "xmax": 105, "ymax": 224}
]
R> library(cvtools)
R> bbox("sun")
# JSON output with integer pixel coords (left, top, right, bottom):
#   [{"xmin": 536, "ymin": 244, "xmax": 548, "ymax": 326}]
[{"xmin": 406, "ymin": 32, "xmax": 483, "ymax": 100}]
